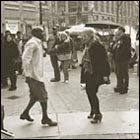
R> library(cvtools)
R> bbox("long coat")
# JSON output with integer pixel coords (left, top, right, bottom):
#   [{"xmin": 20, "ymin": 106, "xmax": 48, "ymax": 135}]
[
  {"xmin": 82, "ymin": 40, "xmax": 111, "ymax": 85},
  {"xmin": 1, "ymin": 40, "xmax": 19, "ymax": 76}
]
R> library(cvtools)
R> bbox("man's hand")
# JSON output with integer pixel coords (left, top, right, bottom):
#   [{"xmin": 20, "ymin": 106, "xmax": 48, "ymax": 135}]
[
  {"xmin": 25, "ymin": 77, "xmax": 31, "ymax": 83},
  {"xmin": 103, "ymin": 76, "xmax": 110, "ymax": 84},
  {"xmin": 103, "ymin": 77, "xmax": 108, "ymax": 82}
]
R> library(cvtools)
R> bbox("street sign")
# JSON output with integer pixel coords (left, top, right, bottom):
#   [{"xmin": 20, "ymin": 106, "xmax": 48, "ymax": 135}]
[{"xmin": 5, "ymin": 22, "xmax": 18, "ymax": 34}]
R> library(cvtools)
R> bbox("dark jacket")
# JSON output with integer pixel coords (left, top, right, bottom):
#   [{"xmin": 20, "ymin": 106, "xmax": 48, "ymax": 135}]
[
  {"xmin": 2, "ymin": 41, "xmax": 19, "ymax": 76},
  {"xmin": 82, "ymin": 40, "xmax": 111, "ymax": 85},
  {"xmin": 115, "ymin": 34, "xmax": 131, "ymax": 62},
  {"xmin": 56, "ymin": 40, "xmax": 71, "ymax": 55}
]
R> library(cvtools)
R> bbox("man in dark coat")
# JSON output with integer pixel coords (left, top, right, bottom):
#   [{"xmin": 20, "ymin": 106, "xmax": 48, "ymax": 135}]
[
  {"xmin": 114, "ymin": 27, "xmax": 131, "ymax": 94},
  {"xmin": 49, "ymin": 27, "xmax": 60, "ymax": 82}
]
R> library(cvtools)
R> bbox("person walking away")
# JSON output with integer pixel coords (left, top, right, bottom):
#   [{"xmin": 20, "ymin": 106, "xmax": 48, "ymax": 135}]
[
  {"xmin": 114, "ymin": 27, "xmax": 131, "ymax": 94},
  {"xmin": 20, "ymin": 28, "xmax": 57, "ymax": 126},
  {"xmin": 82, "ymin": 29, "xmax": 110, "ymax": 123},
  {"xmin": 3, "ymin": 33, "xmax": 20, "ymax": 91}
]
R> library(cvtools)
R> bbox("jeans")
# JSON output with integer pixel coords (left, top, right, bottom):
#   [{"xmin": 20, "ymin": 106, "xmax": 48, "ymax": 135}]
[
  {"xmin": 50, "ymin": 55, "xmax": 60, "ymax": 80},
  {"xmin": 61, "ymin": 60, "xmax": 70, "ymax": 81},
  {"xmin": 86, "ymin": 76, "xmax": 100, "ymax": 114}
]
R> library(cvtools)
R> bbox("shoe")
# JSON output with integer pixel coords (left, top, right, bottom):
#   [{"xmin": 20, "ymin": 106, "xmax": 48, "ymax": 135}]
[
  {"xmin": 114, "ymin": 87, "xmax": 121, "ymax": 93},
  {"xmin": 50, "ymin": 78, "xmax": 60, "ymax": 82},
  {"xmin": 64, "ymin": 80, "xmax": 69, "ymax": 84},
  {"xmin": 91, "ymin": 113, "xmax": 102, "ymax": 124},
  {"xmin": 119, "ymin": 90, "xmax": 128, "ymax": 94},
  {"xmin": 20, "ymin": 113, "xmax": 34, "ymax": 122},
  {"xmin": 8, "ymin": 86, "xmax": 17, "ymax": 91},
  {"xmin": 41, "ymin": 118, "xmax": 57, "ymax": 126}
]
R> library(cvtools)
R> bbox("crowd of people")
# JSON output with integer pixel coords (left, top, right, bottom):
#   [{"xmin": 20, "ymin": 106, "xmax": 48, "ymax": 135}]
[{"xmin": 1, "ymin": 24, "xmax": 137, "ymax": 128}]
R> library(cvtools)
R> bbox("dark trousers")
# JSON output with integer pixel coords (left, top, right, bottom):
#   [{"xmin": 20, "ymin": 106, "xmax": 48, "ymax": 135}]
[
  {"xmin": 50, "ymin": 55, "xmax": 60, "ymax": 80},
  {"xmin": 80, "ymin": 66, "xmax": 86, "ymax": 84},
  {"xmin": 1, "ymin": 72, "xmax": 17, "ymax": 88},
  {"xmin": 8, "ymin": 72, "xmax": 17, "ymax": 88},
  {"xmin": 115, "ymin": 61, "xmax": 129, "ymax": 91},
  {"xmin": 1, "ymin": 105, "xmax": 4, "ymax": 130},
  {"xmin": 86, "ymin": 77, "xmax": 100, "ymax": 114},
  {"xmin": 1, "ymin": 76, "xmax": 8, "ymax": 86}
]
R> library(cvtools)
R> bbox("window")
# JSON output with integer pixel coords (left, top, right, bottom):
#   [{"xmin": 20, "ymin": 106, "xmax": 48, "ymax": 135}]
[
  {"xmin": 128, "ymin": 1, "xmax": 131, "ymax": 16},
  {"xmin": 57, "ymin": 1, "xmax": 65, "ymax": 12},
  {"xmin": 41, "ymin": 1, "xmax": 48, "ymax": 6},
  {"xmin": 106, "ymin": 1, "xmax": 109, "ymax": 13},
  {"xmin": 82, "ymin": 1, "xmax": 88, "ymax": 11},
  {"xmin": 68, "ymin": 1, "xmax": 77, "ymax": 12},
  {"xmin": 101, "ymin": 1, "xmax": 104, "ymax": 12},
  {"xmin": 69, "ymin": 16, "xmax": 76, "ymax": 25},
  {"xmin": 111, "ymin": 17, "xmax": 114, "ymax": 22},
  {"xmin": 84, "ymin": 7, "xmax": 88, "ymax": 11},
  {"xmin": 94, "ymin": 1, "xmax": 98, "ymax": 11},
  {"xmin": 23, "ymin": 1, "xmax": 34, "ymax": 4},
  {"xmin": 111, "ymin": 1, "xmax": 114, "ymax": 14},
  {"xmin": 102, "ymin": 16, "xmax": 105, "ymax": 20},
  {"xmin": 82, "ymin": 15, "xmax": 88, "ymax": 23}
]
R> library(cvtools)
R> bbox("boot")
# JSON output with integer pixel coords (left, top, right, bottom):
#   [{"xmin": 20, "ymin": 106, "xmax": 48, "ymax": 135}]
[
  {"xmin": 20, "ymin": 113, "xmax": 34, "ymax": 122},
  {"xmin": 91, "ymin": 113, "xmax": 102, "ymax": 124},
  {"xmin": 40, "ymin": 102, "xmax": 57, "ymax": 126}
]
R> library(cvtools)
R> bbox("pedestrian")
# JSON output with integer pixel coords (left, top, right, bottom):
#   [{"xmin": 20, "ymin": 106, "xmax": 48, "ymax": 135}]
[
  {"xmin": 55, "ymin": 32, "xmax": 72, "ymax": 84},
  {"xmin": 70, "ymin": 35, "xmax": 78, "ymax": 69},
  {"xmin": 114, "ymin": 27, "xmax": 131, "ymax": 94},
  {"xmin": 49, "ymin": 27, "xmax": 61, "ymax": 82},
  {"xmin": 1, "ymin": 33, "xmax": 8, "ymax": 88},
  {"xmin": 20, "ymin": 28, "xmax": 57, "ymax": 126},
  {"xmin": 15, "ymin": 31, "xmax": 23, "ymax": 75},
  {"xmin": 2, "ymin": 33, "xmax": 20, "ymax": 91},
  {"xmin": 81, "ymin": 29, "xmax": 110, "ymax": 123}
]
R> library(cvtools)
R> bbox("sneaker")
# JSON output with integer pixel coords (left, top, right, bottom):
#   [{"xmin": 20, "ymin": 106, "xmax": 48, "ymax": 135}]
[{"xmin": 65, "ymin": 80, "xmax": 69, "ymax": 84}]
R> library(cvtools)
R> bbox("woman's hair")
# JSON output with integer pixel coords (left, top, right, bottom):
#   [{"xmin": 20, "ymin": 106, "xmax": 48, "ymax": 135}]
[
  {"xmin": 60, "ymin": 32, "xmax": 69, "ymax": 42},
  {"xmin": 83, "ymin": 28, "xmax": 102, "ymax": 43},
  {"xmin": 5, "ymin": 33, "xmax": 13, "ymax": 41}
]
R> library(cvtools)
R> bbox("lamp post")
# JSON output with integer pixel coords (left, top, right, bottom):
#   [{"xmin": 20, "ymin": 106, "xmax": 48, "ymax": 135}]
[{"xmin": 39, "ymin": 1, "xmax": 43, "ymax": 25}]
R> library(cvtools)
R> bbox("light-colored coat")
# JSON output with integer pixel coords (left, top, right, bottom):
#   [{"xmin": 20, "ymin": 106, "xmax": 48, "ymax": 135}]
[{"xmin": 22, "ymin": 36, "xmax": 44, "ymax": 82}]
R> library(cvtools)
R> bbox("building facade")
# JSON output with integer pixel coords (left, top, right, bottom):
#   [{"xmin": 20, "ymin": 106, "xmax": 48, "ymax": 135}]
[
  {"xmin": 53, "ymin": 1, "xmax": 139, "ymax": 27},
  {"xmin": 1, "ymin": 1, "xmax": 139, "ymax": 33},
  {"xmin": 1, "ymin": 1, "xmax": 50, "ymax": 34}
]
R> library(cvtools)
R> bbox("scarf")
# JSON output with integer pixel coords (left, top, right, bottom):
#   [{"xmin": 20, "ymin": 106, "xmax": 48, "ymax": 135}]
[{"xmin": 82, "ymin": 45, "xmax": 93, "ymax": 75}]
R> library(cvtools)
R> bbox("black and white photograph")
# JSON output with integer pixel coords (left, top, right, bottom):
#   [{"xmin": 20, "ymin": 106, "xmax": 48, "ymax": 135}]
[{"xmin": 1, "ymin": 1, "xmax": 139, "ymax": 139}]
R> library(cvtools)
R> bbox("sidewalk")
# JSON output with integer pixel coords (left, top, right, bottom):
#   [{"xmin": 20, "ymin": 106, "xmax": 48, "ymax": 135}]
[
  {"xmin": 2, "ymin": 111, "xmax": 139, "ymax": 139},
  {"xmin": 1, "ymin": 53, "xmax": 139, "ymax": 139}
]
